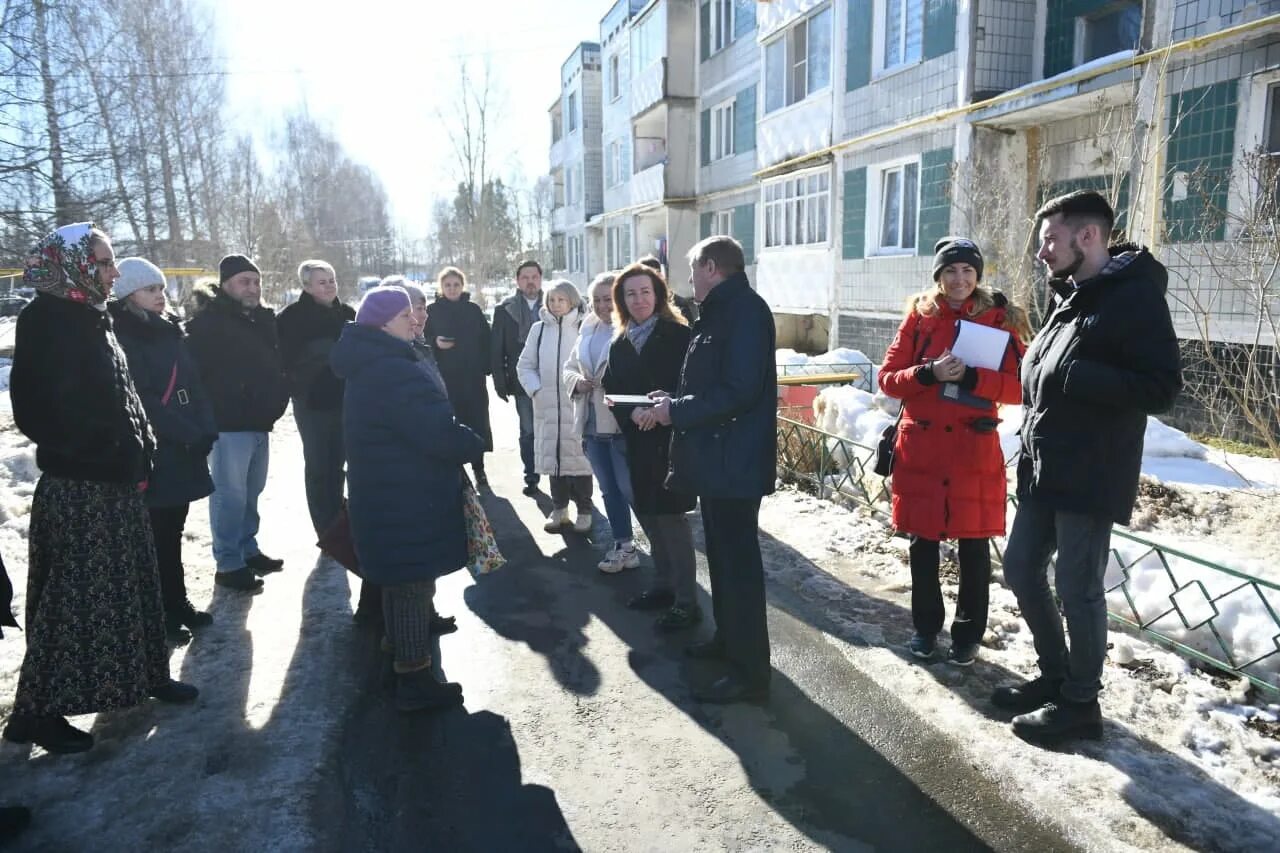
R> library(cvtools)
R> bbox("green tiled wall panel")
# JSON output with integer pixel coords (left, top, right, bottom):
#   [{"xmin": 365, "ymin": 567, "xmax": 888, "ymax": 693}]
[
  {"xmin": 734, "ymin": 203, "xmax": 756, "ymax": 261},
  {"xmin": 843, "ymin": 167, "xmax": 868, "ymax": 260},
  {"xmin": 918, "ymin": 146, "xmax": 953, "ymax": 256},
  {"xmin": 1164, "ymin": 81, "xmax": 1237, "ymax": 243}
]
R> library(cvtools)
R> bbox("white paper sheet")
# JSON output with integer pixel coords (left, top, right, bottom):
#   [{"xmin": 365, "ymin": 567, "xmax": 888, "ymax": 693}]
[{"xmin": 950, "ymin": 320, "xmax": 1011, "ymax": 371}]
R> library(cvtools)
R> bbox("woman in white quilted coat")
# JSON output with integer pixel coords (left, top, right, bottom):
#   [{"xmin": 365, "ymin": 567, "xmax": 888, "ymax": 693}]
[{"xmin": 517, "ymin": 279, "xmax": 595, "ymax": 533}]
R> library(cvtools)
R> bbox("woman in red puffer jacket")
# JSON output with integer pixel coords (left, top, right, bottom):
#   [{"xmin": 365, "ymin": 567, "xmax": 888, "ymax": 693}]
[{"xmin": 878, "ymin": 237, "xmax": 1031, "ymax": 667}]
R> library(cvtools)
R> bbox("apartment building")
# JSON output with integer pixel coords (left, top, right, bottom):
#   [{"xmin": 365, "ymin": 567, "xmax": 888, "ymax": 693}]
[
  {"xmin": 549, "ymin": 42, "xmax": 604, "ymax": 290},
  {"xmin": 544, "ymin": 1, "xmax": 1280, "ymax": 439}
]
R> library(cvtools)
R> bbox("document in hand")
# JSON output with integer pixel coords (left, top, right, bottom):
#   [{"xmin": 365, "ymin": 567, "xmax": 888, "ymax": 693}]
[
  {"xmin": 950, "ymin": 320, "xmax": 1011, "ymax": 371},
  {"xmin": 604, "ymin": 394, "xmax": 658, "ymax": 407}
]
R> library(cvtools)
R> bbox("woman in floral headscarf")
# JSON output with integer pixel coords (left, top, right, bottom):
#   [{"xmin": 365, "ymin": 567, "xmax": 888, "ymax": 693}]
[{"xmin": 3, "ymin": 224, "xmax": 199, "ymax": 755}]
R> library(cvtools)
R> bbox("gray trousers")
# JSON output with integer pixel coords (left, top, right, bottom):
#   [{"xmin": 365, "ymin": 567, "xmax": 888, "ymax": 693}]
[
  {"xmin": 637, "ymin": 513, "xmax": 698, "ymax": 608},
  {"xmin": 550, "ymin": 475, "xmax": 593, "ymax": 511},
  {"xmin": 1001, "ymin": 495, "xmax": 1113, "ymax": 703},
  {"xmin": 382, "ymin": 579, "xmax": 436, "ymax": 667}
]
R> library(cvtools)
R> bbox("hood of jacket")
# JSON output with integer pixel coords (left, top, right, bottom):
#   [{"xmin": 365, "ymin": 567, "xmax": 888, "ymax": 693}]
[
  {"xmin": 108, "ymin": 300, "xmax": 183, "ymax": 341},
  {"xmin": 329, "ymin": 322, "xmax": 417, "ymax": 382},
  {"xmin": 538, "ymin": 304, "xmax": 582, "ymax": 327}
]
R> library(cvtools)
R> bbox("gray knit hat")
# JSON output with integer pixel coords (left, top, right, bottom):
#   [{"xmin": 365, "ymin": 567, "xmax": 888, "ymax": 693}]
[{"xmin": 113, "ymin": 257, "xmax": 167, "ymax": 300}]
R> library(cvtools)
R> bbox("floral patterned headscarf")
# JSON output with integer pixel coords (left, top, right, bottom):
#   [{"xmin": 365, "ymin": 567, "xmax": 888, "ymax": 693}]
[{"xmin": 23, "ymin": 222, "xmax": 109, "ymax": 305}]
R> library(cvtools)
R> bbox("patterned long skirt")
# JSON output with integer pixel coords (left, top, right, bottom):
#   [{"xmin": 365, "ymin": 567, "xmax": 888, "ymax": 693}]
[{"xmin": 13, "ymin": 476, "xmax": 169, "ymax": 717}]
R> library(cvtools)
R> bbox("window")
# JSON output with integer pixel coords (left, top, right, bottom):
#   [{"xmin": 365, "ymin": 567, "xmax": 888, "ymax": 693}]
[
  {"xmin": 763, "ymin": 6, "xmax": 832, "ymax": 114},
  {"xmin": 1078, "ymin": 2, "xmax": 1141, "ymax": 64},
  {"xmin": 567, "ymin": 92, "xmax": 579, "ymax": 133},
  {"xmin": 551, "ymin": 112, "xmax": 562, "ymax": 144},
  {"xmin": 762, "ymin": 169, "xmax": 830, "ymax": 248},
  {"xmin": 876, "ymin": 161, "xmax": 919, "ymax": 252},
  {"xmin": 607, "ymin": 225, "xmax": 631, "ymax": 269},
  {"xmin": 711, "ymin": 99, "xmax": 735, "ymax": 161},
  {"xmin": 566, "ymin": 163, "xmax": 581, "ymax": 205},
  {"xmin": 713, "ymin": 210, "xmax": 732, "ymax": 236},
  {"xmin": 553, "ymin": 237, "xmax": 567, "ymax": 271},
  {"xmin": 710, "ymin": 0, "xmax": 734, "ymax": 55},
  {"xmin": 606, "ymin": 141, "xmax": 623, "ymax": 187},
  {"xmin": 631, "ymin": 6, "xmax": 666, "ymax": 77},
  {"xmin": 1264, "ymin": 84, "xmax": 1280, "ymax": 208},
  {"xmin": 883, "ymin": 0, "xmax": 923, "ymax": 71},
  {"xmin": 568, "ymin": 236, "xmax": 585, "ymax": 273},
  {"xmin": 609, "ymin": 55, "xmax": 620, "ymax": 101}
]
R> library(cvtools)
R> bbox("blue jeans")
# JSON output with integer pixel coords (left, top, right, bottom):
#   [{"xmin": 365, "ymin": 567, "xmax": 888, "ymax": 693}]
[
  {"xmin": 583, "ymin": 433, "xmax": 634, "ymax": 544},
  {"xmin": 514, "ymin": 394, "xmax": 536, "ymax": 484},
  {"xmin": 1001, "ymin": 495, "xmax": 1113, "ymax": 703},
  {"xmin": 208, "ymin": 431, "xmax": 270, "ymax": 573},
  {"xmin": 293, "ymin": 402, "xmax": 346, "ymax": 536}
]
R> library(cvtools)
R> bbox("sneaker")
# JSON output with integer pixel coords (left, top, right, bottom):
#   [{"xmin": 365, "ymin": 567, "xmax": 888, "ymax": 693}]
[
  {"xmin": 543, "ymin": 508, "xmax": 569, "ymax": 533},
  {"xmin": 572, "ymin": 506, "xmax": 593, "ymax": 533},
  {"xmin": 3, "ymin": 715, "xmax": 94, "ymax": 754},
  {"xmin": 627, "ymin": 588, "xmax": 675, "ymax": 610},
  {"xmin": 395, "ymin": 668, "xmax": 464, "ymax": 713},
  {"xmin": 214, "ymin": 567, "xmax": 264, "ymax": 592},
  {"xmin": 246, "ymin": 553, "xmax": 284, "ymax": 575},
  {"xmin": 656, "ymin": 603, "xmax": 702, "ymax": 632},
  {"xmin": 991, "ymin": 675, "xmax": 1064, "ymax": 714},
  {"xmin": 1012, "ymin": 699, "xmax": 1103, "ymax": 743},
  {"xmin": 908, "ymin": 633, "xmax": 938, "ymax": 660},
  {"xmin": 598, "ymin": 545, "xmax": 639, "ymax": 574},
  {"xmin": 947, "ymin": 643, "xmax": 980, "ymax": 667}
]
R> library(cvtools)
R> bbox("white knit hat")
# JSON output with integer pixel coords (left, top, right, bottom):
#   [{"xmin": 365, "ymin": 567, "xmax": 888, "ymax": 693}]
[{"xmin": 113, "ymin": 257, "xmax": 167, "ymax": 300}]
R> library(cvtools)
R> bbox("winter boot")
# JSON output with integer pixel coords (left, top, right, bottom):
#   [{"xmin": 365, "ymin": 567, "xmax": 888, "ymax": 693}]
[
  {"xmin": 543, "ymin": 508, "xmax": 569, "ymax": 533},
  {"xmin": 179, "ymin": 599, "xmax": 213, "ymax": 630},
  {"xmin": 395, "ymin": 668, "xmax": 464, "ymax": 713},
  {"xmin": 908, "ymin": 634, "xmax": 937, "ymax": 660},
  {"xmin": 214, "ymin": 567, "xmax": 263, "ymax": 592},
  {"xmin": 150, "ymin": 679, "xmax": 200, "ymax": 704},
  {"xmin": 991, "ymin": 675, "xmax": 1064, "ymax": 714},
  {"xmin": 2, "ymin": 714, "xmax": 93, "ymax": 754},
  {"xmin": 1012, "ymin": 698, "xmax": 1103, "ymax": 743},
  {"xmin": 246, "ymin": 553, "xmax": 284, "ymax": 575},
  {"xmin": 572, "ymin": 505, "xmax": 593, "ymax": 534}
]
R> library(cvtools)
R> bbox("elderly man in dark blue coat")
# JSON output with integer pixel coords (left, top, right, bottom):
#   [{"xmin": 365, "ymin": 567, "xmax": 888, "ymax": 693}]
[
  {"xmin": 330, "ymin": 286, "xmax": 483, "ymax": 713},
  {"xmin": 649, "ymin": 235, "xmax": 777, "ymax": 704}
]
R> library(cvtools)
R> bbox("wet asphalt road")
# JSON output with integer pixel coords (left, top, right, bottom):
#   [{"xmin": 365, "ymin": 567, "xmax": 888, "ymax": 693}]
[{"xmin": 323, "ymin": 396, "xmax": 1074, "ymax": 852}]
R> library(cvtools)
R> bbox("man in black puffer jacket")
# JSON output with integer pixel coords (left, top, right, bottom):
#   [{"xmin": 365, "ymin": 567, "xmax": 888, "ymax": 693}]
[
  {"xmin": 993, "ymin": 191, "xmax": 1182, "ymax": 743},
  {"xmin": 186, "ymin": 255, "xmax": 290, "ymax": 591}
]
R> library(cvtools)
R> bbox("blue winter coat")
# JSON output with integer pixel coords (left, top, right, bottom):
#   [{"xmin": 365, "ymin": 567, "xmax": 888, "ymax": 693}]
[
  {"xmin": 330, "ymin": 322, "xmax": 483, "ymax": 585},
  {"xmin": 667, "ymin": 272, "xmax": 777, "ymax": 499},
  {"xmin": 109, "ymin": 302, "xmax": 217, "ymax": 507}
]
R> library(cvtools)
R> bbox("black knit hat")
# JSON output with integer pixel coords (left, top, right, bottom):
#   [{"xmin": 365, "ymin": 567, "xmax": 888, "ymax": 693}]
[
  {"xmin": 931, "ymin": 237, "xmax": 983, "ymax": 281},
  {"xmin": 219, "ymin": 253, "xmax": 260, "ymax": 284}
]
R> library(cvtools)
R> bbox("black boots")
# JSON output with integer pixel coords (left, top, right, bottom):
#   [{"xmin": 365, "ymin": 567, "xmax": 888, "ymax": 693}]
[
  {"xmin": 150, "ymin": 679, "xmax": 200, "ymax": 704},
  {"xmin": 246, "ymin": 553, "xmax": 284, "ymax": 575},
  {"xmin": 395, "ymin": 668, "xmax": 463, "ymax": 713},
  {"xmin": 991, "ymin": 675, "xmax": 1065, "ymax": 714},
  {"xmin": 3, "ymin": 714, "xmax": 94, "ymax": 754},
  {"xmin": 1012, "ymin": 699, "xmax": 1104, "ymax": 743},
  {"xmin": 215, "ymin": 567, "xmax": 264, "ymax": 592}
]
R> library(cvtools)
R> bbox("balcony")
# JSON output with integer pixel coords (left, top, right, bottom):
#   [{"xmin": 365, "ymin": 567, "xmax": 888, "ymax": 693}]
[
  {"xmin": 631, "ymin": 57, "xmax": 667, "ymax": 119},
  {"xmin": 632, "ymin": 161, "xmax": 664, "ymax": 207},
  {"xmin": 551, "ymin": 206, "xmax": 568, "ymax": 233}
]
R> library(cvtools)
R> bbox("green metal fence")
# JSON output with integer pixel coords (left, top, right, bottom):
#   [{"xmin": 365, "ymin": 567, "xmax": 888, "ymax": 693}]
[{"xmin": 776, "ymin": 408, "xmax": 1280, "ymax": 694}]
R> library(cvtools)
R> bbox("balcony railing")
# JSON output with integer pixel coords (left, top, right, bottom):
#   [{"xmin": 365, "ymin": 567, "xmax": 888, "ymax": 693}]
[
  {"xmin": 631, "ymin": 57, "xmax": 667, "ymax": 118},
  {"xmin": 631, "ymin": 161, "xmax": 664, "ymax": 206}
]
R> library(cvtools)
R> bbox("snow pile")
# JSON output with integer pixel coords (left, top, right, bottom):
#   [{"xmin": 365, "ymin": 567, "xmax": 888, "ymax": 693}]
[
  {"xmin": 1143, "ymin": 418, "xmax": 1209, "ymax": 459},
  {"xmin": 0, "ymin": 357, "xmax": 11, "ymax": 393},
  {"xmin": 777, "ymin": 348, "xmax": 876, "ymax": 390}
]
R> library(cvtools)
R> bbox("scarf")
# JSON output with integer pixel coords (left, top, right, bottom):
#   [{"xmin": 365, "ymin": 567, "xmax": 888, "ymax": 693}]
[
  {"xmin": 626, "ymin": 315, "xmax": 659, "ymax": 352},
  {"xmin": 23, "ymin": 222, "xmax": 109, "ymax": 306}
]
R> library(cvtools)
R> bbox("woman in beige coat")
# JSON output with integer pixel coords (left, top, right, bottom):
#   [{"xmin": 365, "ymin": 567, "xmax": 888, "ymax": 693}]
[{"xmin": 518, "ymin": 280, "xmax": 594, "ymax": 532}]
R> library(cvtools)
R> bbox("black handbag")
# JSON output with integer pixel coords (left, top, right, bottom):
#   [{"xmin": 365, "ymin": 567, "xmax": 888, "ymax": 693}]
[{"xmin": 874, "ymin": 416, "xmax": 899, "ymax": 477}]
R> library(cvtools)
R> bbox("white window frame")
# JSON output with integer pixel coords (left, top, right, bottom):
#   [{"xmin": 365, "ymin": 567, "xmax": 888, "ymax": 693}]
[
  {"xmin": 566, "ymin": 165, "xmax": 577, "ymax": 206},
  {"xmin": 568, "ymin": 91, "xmax": 579, "ymax": 133},
  {"xmin": 868, "ymin": 156, "xmax": 921, "ymax": 256},
  {"xmin": 606, "ymin": 141, "xmax": 621, "ymax": 188},
  {"xmin": 709, "ymin": 0, "xmax": 734, "ymax": 55},
  {"xmin": 609, "ymin": 54, "xmax": 620, "ymax": 101},
  {"xmin": 873, "ymin": 0, "xmax": 924, "ymax": 77},
  {"xmin": 713, "ymin": 210, "xmax": 732, "ymax": 236},
  {"xmin": 761, "ymin": 166, "xmax": 831, "ymax": 249},
  {"xmin": 1230, "ymin": 71, "xmax": 1280, "ymax": 236},
  {"xmin": 607, "ymin": 224, "xmax": 631, "ymax": 269},
  {"xmin": 762, "ymin": 4, "xmax": 832, "ymax": 114},
  {"xmin": 569, "ymin": 235, "xmax": 585, "ymax": 273},
  {"xmin": 710, "ymin": 98, "xmax": 735, "ymax": 162}
]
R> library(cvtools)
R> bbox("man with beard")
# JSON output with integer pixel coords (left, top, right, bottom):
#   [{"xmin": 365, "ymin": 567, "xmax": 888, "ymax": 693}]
[
  {"xmin": 992, "ymin": 191, "xmax": 1181, "ymax": 743},
  {"xmin": 187, "ymin": 255, "xmax": 290, "ymax": 591}
]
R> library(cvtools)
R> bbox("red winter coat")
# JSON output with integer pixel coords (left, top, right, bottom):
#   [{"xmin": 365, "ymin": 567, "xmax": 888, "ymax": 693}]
[{"xmin": 878, "ymin": 297, "xmax": 1025, "ymax": 541}]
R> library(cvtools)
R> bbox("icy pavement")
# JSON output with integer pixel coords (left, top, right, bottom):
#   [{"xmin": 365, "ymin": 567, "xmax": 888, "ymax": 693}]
[
  {"xmin": 758, "ymin": 489, "xmax": 1280, "ymax": 853},
  {"xmin": 0, "ymin": 412, "xmax": 359, "ymax": 850}
]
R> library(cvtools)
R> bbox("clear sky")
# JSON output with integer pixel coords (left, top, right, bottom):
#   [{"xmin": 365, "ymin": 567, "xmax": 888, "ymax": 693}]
[{"xmin": 207, "ymin": 0, "xmax": 610, "ymax": 238}]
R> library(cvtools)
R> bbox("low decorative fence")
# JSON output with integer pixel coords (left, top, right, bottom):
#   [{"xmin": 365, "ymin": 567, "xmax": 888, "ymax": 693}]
[{"xmin": 776, "ymin": 407, "xmax": 1280, "ymax": 695}]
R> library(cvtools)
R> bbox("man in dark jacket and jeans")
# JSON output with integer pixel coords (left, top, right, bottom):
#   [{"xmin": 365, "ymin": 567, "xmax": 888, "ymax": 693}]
[
  {"xmin": 490, "ymin": 259, "xmax": 544, "ymax": 494},
  {"xmin": 187, "ymin": 255, "xmax": 290, "ymax": 591},
  {"xmin": 993, "ymin": 191, "xmax": 1182, "ymax": 742},
  {"xmin": 650, "ymin": 236, "xmax": 777, "ymax": 704}
]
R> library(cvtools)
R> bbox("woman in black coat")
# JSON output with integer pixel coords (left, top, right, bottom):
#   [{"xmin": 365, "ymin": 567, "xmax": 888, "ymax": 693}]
[
  {"xmin": 109, "ymin": 258, "xmax": 219, "ymax": 641},
  {"xmin": 5, "ymin": 224, "xmax": 197, "ymax": 755},
  {"xmin": 602, "ymin": 263, "xmax": 699, "ymax": 631},
  {"xmin": 424, "ymin": 267, "xmax": 492, "ymax": 487}
]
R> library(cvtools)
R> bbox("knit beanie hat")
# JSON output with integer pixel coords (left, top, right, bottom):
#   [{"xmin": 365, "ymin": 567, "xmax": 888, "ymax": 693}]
[
  {"xmin": 356, "ymin": 286, "xmax": 411, "ymax": 328},
  {"xmin": 113, "ymin": 257, "xmax": 167, "ymax": 300},
  {"xmin": 219, "ymin": 253, "xmax": 260, "ymax": 284},
  {"xmin": 932, "ymin": 237, "xmax": 983, "ymax": 281}
]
